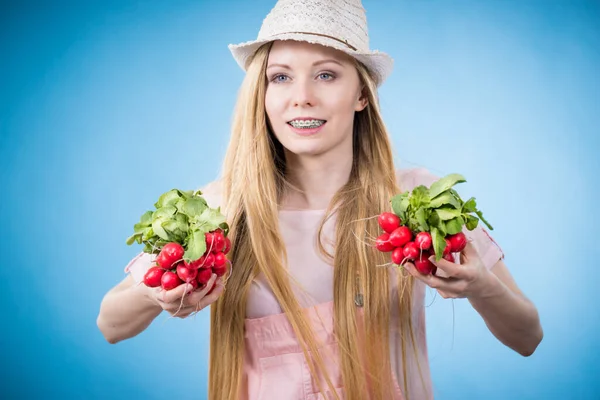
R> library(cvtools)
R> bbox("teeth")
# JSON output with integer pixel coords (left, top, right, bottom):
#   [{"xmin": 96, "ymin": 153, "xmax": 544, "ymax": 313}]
[{"xmin": 289, "ymin": 119, "xmax": 325, "ymax": 128}]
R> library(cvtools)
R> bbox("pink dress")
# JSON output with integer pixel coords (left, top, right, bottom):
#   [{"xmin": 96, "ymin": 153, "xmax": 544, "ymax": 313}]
[{"xmin": 126, "ymin": 168, "xmax": 504, "ymax": 400}]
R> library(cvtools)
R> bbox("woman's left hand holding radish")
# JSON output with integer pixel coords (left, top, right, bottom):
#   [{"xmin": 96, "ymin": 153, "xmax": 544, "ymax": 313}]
[{"xmin": 403, "ymin": 241, "xmax": 497, "ymax": 300}]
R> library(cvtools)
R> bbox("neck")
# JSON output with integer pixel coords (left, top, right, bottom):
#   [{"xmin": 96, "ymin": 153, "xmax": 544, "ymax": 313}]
[{"xmin": 281, "ymin": 150, "xmax": 353, "ymax": 211}]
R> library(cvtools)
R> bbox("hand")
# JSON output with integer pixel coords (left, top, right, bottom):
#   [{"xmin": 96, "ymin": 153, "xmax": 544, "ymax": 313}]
[
  {"xmin": 146, "ymin": 273, "xmax": 224, "ymax": 318},
  {"xmin": 403, "ymin": 241, "xmax": 494, "ymax": 300}
]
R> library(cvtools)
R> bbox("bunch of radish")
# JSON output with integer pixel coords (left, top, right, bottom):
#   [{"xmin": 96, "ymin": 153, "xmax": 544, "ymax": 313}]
[
  {"xmin": 376, "ymin": 212, "xmax": 467, "ymax": 275},
  {"xmin": 126, "ymin": 188, "xmax": 231, "ymax": 292},
  {"xmin": 374, "ymin": 173, "xmax": 493, "ymax": 275},
  {"xmin": 143, "ymin": 229, "xmax": 231, "ymax": 292}
]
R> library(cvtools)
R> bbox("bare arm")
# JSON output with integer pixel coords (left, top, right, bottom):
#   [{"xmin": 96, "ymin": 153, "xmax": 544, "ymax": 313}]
[
  {"xmin": 467, "ymin": 260, "xmax": 543, "ymax": 356},
  {"xmin": 405, "ymin": 243, "xmax": 543, "ymax": 357},
  {"xmin": 96, "ymin": 275, "xmax": 163, "ymax": 344},
  {"xmin": 96, "ymin": 273, "xmax": 222, "ymax": 344}
]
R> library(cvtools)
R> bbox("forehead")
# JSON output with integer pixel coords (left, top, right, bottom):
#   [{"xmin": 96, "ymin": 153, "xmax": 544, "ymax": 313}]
[{"xmin": 267, "ymin": 40, "xmax": 353, "ymax": 66}]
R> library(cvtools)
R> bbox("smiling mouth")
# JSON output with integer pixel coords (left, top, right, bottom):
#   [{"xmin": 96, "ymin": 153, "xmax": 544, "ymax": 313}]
[{"xmin": 287, "ymin": 119, "xmax": 327, "ymax": 129}]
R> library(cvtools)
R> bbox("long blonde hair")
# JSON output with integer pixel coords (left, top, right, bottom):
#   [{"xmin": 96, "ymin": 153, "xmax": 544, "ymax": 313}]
[{"xmin": 209, "ymin": 42, "xmax": 418, "ymax": 400}]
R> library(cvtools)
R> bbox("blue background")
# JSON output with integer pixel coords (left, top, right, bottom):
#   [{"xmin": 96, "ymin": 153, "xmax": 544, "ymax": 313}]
[{"xmin": 1, "ymin": 0, "xmax": 598, "ymax": 399}]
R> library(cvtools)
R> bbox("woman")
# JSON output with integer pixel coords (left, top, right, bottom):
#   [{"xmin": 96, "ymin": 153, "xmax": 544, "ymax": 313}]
[{"xmin": 97, "ymin": 1, "xmax": 543, "ymax": 399}]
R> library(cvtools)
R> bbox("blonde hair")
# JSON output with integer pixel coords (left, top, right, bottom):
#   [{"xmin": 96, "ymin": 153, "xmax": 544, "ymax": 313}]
[{"xmin": 209, "ymin": 42, "xmax": 419, "ymax": 400}]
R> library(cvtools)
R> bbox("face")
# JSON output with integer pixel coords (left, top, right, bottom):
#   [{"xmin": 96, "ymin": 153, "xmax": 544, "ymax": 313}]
[{"xmin": 264, "ymin": 40, "xmax": 367, "ymax": 160}]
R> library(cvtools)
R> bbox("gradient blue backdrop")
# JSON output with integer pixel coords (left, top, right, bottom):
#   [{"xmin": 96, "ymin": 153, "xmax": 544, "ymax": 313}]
[{"xmin": 1, "ymin": 1, "xmax": 598, "ymax": 399}]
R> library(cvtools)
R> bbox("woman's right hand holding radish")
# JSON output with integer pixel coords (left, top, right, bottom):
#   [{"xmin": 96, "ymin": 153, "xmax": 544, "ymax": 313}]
[{"xmin": 147, "ymin": 273, "xmax": 224, "ymax": 318}]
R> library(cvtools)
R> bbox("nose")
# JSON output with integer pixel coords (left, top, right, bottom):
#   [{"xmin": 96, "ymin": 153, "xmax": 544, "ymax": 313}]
[{"xmin": 291, "ymin": 79, "xmax": 316, "ymax": 108}]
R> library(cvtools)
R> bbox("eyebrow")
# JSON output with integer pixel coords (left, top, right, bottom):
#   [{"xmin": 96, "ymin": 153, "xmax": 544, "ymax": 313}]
[{"xmin": 266, "ymin": 59, "xmax": 343, "ymax": 70}]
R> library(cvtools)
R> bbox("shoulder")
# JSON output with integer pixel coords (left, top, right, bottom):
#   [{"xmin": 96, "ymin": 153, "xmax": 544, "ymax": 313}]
[
  {"xmin": 199, "ymin": 179, "xmax": 224, "ymax": 210},
  {"xmin": 396, "ymin": 166, "xmax": 440, "ymax": 192}
]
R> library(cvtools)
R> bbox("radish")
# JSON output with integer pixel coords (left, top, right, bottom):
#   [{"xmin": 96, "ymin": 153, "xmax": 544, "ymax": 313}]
[
  {"xmin": 391, "ymin": 247, "xmax": 404, "ymax": 265},
  {"xmin": 375, "ymin": 233, "xmax": 395, "ymax": 252},
  {"xmin": 415, "ymin": 232, "xmax": 432, "ymax": 250},
  {"xmin": 443, "ymin": 238, "xmax": 452, "ymax": 256},
  {"xmin": 378, "ymin": 212, "xmax": 401, "ymax": 234},
  {"xmin": 213, "ymin": 252, "xmax": 227, "ymax": 268},
  {"xmin": 196, "ymin": 268, "xmax": 213, "ymax": 286},
  {"xmin": 389, "ymin": 226, "xmax": 412, "ymax": 247},
  {"xmin": 223, "ymin": 236, "xmax": 231, "ymax": 255},
  {"xmin": 213, "ymin": 264, "xmax": 227, "ymax": 277},
  {"xmin": 443, "ymin": 253, "xmax": 455, "ymax": 263},
  {"xmin": 414, "ymin": 252, "xmax": 436, "ymax": 275},
  {"xmin": 161, "ymin": 270, "xmax": 183, "ymax": 290},
  {"xmin": 402, "ymin": 242, "xmax": 419, "ymax": 260},
  {"xmin": 143, "ymin": 266, "xmax": 166, "ymax": 287},
  {"xmin": 205, "ymin": 232, "xmax": 215, "ymax": 251},
  {"xmin": 448, "ymin": 232, "xmax": 467, "ymax": 253},
  {"xmin": 212, "ymin": 230, "xmax": 226, "ymax": 253},
  {"xmin": 156, "ymin": 242, "xmax": 184, "ymax": 269},
  {"xmin": 176, "ymin": 263, "xmax": 198, "ymax": 283}
]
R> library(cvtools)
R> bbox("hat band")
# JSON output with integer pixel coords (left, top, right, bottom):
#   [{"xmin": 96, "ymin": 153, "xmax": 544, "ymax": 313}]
[{"xmin": 267, "ymin": 31, "xmax": 358, "ymax": 51}]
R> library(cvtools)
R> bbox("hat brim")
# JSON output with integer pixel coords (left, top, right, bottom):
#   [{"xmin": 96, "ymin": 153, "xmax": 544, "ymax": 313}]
[{"xmin": 228, "ymin": 32, "xmax": 393, "ymax": 86}]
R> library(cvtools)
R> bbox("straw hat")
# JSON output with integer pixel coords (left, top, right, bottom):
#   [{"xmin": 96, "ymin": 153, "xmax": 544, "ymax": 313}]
[{"xmin": 228, "ymin": 0, "xmax": 393, "ymax": 86}]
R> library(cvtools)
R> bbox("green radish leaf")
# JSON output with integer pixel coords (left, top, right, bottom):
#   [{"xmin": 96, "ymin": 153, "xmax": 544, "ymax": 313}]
[
  {"xmin": 415, "ymin": 208, "xmax": 429, "ymax": 231},
  {"xmin": 154, "ymin": 189, "xmax": 182, "ymax": 208},
  {"xmin": 181, "ymin": 197, "xmax": 209, "ymax": 218},
  {"xmin": 445, "ymin": 217, "xmax": 464, "ymax": 235},
  {"xmin": 435, "ymin": 208, "xmax": 462, "ymax": 221},
  {"xmin": 391, "ymin": 193, "xmax": 410, "ymax": 221},
  {"xmin": 152, "ymin": 218, "xmax": 170, "ymax": 241},
  {"xmin": 465, "ymin": 214, "xmax": 479, "ymax": 230},
  {"xmin": 142, "ymin": 227, "xmax": 154, "ymax": 241},
  {"xmin": 429, "ymin": 174, "xmax": 467, "ymax": 199},
  {"xmin": 431, "ymin": 227, "xmax": 446, "ymax": 262},
  {"xmin": 410, "ymin": 186, "xmax": 431, "ymax": 209},
  {"xmin": 153, "ymin": 206, "xmax": 177, "ymax": 220},
  {"xmin": 184, "ymin": 229, "xmax": 207, "ymax": 262},
  {"xmin": 429, "ymin": 190, "xmax": 462, "ymax": 209},
  {"xmin": 462, "ymin": 197, "xmax": 477, "ymax": 213},
  {"xmin": 475, "ymin": 209, "xmax": 494, "ymax": 230},
  {"xmin": 140, "ymin": 210, "xmax": 153, "ymax": 226},
  {"xmin": 125, "ymin": 234, "xmax": 137, "ymax": 245}
]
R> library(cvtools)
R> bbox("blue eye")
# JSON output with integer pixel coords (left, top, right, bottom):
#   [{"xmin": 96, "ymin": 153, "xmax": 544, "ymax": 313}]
[
  {"xmin": 271, "ymin": 74, "xmax": 289, "ymax": 83},
  {"xmin": 318, "ymin": 73, "xmax": 334, "ymax": 80}
]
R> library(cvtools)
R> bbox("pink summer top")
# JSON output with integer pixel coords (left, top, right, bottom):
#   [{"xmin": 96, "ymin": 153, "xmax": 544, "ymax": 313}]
[{"xmin": 125, "ymin": 167, "xmax": 504, "ymax": 399}]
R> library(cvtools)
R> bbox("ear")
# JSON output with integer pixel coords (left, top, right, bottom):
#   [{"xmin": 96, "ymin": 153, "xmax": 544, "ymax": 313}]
[{"xmin": 354, "ymin": 87, "xmax": 368, "ymax": 112}]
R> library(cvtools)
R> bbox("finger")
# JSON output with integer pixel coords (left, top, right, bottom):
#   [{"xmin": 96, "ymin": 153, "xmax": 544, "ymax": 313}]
[
  {"xmin": 404, "ymin": 262, "xmax": 455, "ymax": 290},
  {"xmin": 194, "ymin": 282, "xmax": 225, "ymax": 311},
  {"xmin": 460, "ymin": 241, "xmax": 479, "ymax": 263},
  {"xmin": 184, "ymin": 274, "xmax": 219, "ymax": 305},
  {"xmin": 428, "ymin": 255, "xmax": 465, "ymax": 279},
  {"xmin": 160, "ymin": 283, "xmax": 195, "ymax": 304}
]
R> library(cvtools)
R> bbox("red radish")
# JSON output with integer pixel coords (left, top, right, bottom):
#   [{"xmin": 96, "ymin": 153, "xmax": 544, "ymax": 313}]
[
  {"xmin": 223, "ymin": 236, "xmax": 231, "ymax": 255},
  {"xmin": 378, "ymin": 212, "xmax": 401, "ymax": 234},
  {"xmin": 213, "ymin": 252, "xmax": 227, "ymax": 268},
  {"xmin": 176, "ymin": 263, "xmax": 198, "ymax": 283},
  {"xmin": 205, "ymin": 232, "xmax": 215, "ymax": 251},
  {"xmin": 391, "ymin": 247, "xmax": 404, "ymax": 265},
  {"xmin": 196, "ymin": 268, "xmax": 212, "ymax": 286},
  {"xmin": 161, "ymin": 270, "xmax": 183, "ymax": 290},
  {"xmin": 389, "ymin": 226, "xmax": 412, "ymax": 247},
  {"xmin": 443, "ymin": 239, "xmax": 452, "ymax": 256},
  {"xmin": 448, "ymin": 232, "xmax": 467, "ymax": 253},
  {"xmin": 212, "ymin": 230, "xmax": 225, "ymax": 253},
  {"xmin": 187, "ymin": 278, "xmax": 198, "ymax": 291},
  {"xmin": 414, "ymin": 252, "xmax": 436, "ymax": 275},
  {"xmin": 402, "ymin": 242, "xmax": 419, "ymax": 260},
  {"xmin": 443, "ymin": 253, "xmax": 455, "ymax": 263},
  {"xmin": 213, "ymin": 264, "xmax": 227, "ymax": 277},
  {"xmin": 415, "ymin": 232, "xmax": 432, "ymax": 250},
  {"xmin": 143, "ymin": 266, "xmax": 166, "ymax": 287},
  {"xmin": 183, "ymin": 257, "xmax": 203, "ymax": 270},
  {"xmin": 375, "ymin": 233, "xmax": 395, "ymax": 252},
  {"xmin": 156, "ymin": 242, "xmax": 185, "ymax": 269},
  {"xmin": 204, "ymin": 253, "xmax": 216, "ymax": 268}
]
